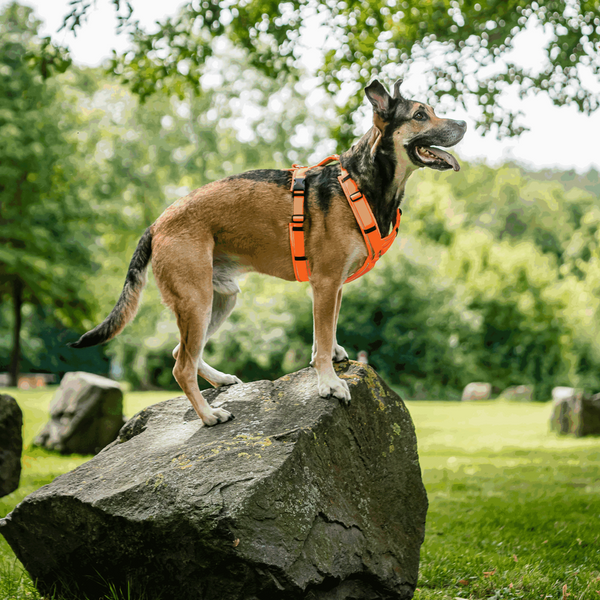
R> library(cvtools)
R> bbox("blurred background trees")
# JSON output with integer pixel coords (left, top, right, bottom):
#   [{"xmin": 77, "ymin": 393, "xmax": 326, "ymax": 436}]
[
  {"xmin": 1, "ymin": 0, "xmax": 600, "ymax": 400},
  {"xmin": 0, "ymin": 3, "xmax": 105, "ymax": 385}
]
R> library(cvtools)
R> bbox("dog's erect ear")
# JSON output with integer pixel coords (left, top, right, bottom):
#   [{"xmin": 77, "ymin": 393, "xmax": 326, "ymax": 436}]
[
  {"xmin": 392, "ymin": 78, "xmax": 404, "ymax": 100},
  {"xmin": 365, "ymin": 80, "xmax": 393, "ymax": 116}
]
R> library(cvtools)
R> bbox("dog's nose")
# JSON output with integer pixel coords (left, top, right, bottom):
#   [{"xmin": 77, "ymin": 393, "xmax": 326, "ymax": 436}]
[{"xmin": 455, "ymin": 120, "xmax": 467, "ymax": 131}]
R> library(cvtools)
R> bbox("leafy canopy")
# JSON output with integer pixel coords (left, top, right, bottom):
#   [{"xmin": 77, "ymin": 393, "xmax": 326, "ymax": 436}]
[{"xmin": 60, "ymin": 0, "xmax": 600, "ymax": 143}]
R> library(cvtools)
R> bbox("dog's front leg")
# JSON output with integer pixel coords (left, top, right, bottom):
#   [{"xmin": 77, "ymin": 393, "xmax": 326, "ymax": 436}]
[
  {"xmin": 332, "ymin": 287, "xmax": 349, "ymax": 361},
  {"xmin": 311, "ymin": 279, "xmax": 351, "ymax": 404},
  {"xmin": 311, "ymin": 286, "xmax": 348, "ymax": 363}
]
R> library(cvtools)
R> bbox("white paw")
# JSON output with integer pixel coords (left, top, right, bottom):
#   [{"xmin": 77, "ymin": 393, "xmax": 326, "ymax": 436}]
[
  {"xmin": 202, "ymin": 407, "xmax": 234, "ymax": 427},
  {"xmin": 317, "ymin": 374, "xmax": 351, "ymax": 405},
  {"xmin": 198, "ymin": 362, "xmax": 242, "ymax": 387},
  {"xmin": 332, "ymin": 344, "xmax": 349, "ymax": 362},
  {"xmin": 215, "ymin": 373, "xmax": 242, "ymax": 387}
]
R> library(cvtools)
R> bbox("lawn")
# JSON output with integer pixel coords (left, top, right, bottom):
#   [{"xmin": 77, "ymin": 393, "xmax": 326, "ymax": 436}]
[{"xmin": 1, "ymin": 387, "xmax": 599, "ymax": 599}]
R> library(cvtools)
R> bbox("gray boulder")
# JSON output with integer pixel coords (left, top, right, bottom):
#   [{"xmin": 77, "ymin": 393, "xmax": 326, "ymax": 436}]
[
  {"xmin": 461, "ymin": 382, "xmax": 492, "ymax": 402},
  {"xmin": 0, "ymin": 394, "xmax": 23, "ymax": 497},
  {"xmin": 499, "ymin": 385, "xmax": 533, "ymax": 402},
  {"xmin": 33, "ymin": 372, "xmax": 125, "ymax": 455},
  {"xmin": 550, "ymin": 391, "xmax": 600, "ymax": 437},
  {"xmin": 0, "ymin": 362, "xmax": 428, "ymax": 600},
  {"xmin": 551, "ymin": 387, "xmax": 577, "ymax": 402}
]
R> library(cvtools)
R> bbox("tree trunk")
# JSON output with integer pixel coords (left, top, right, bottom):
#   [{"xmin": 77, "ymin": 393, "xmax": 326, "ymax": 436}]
[{"xmin": 9, "ymin": 278, "xmax": 23, "ymax": 387}]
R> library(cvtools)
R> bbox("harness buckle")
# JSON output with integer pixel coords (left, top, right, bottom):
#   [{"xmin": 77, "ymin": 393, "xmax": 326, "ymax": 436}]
[
  {"xmin": 292, "ymin": 178, "xmax": 305, "ymax": 192},
  {"xmin": 292, "ymin": 215, "xmax": 305, "ymax": 223}
]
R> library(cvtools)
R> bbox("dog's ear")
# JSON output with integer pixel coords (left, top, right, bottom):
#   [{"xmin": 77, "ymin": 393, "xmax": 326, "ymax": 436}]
[
  {"xmin": 365, "ymin": 80, "xmax": 392, "ymax": 158},
  {"xmin": 392, "ymin": 78, "xmax": 404, "ymax": 100},
  {"xmin": 365, "ymin": 80, "xmax": 393, "ymax": 117}
]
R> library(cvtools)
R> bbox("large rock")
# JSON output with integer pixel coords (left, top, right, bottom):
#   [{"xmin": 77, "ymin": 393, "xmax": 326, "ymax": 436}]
[
  {"xmin": 0, "ymin": 362, "xmax": 427, "ymax": 600},
  {"xmin": 551, "ymin": 387, "xmax": 576, "ymax": 403},
  {"xmin": 33, "ymin": 372, "xmax": 125, "ymax": 455},
  {"xmin": 0, "ymin": 395, "xmax": 23, "ymax": 497},
  {"xmin": 461, "ymin": 382, "xmax": 492, "ymax": 402},
  {"xmin": 499, "ymin": 385, "xmax": 533, "ymax": 402},
  {"xmin": 550, "ymin": 391, "xmax": 600, "ymax": 437}
]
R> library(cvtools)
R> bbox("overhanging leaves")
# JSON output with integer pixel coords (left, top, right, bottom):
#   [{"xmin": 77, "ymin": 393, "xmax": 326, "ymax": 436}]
[{"xmin": 60, "ymin": 0, "xmax": 600, "ymax": 141}]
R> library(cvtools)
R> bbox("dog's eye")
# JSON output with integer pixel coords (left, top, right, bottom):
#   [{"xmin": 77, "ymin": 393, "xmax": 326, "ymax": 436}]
[{"xmin": 413, "ymin": 111, "xmax": 427, "ymax": 121}]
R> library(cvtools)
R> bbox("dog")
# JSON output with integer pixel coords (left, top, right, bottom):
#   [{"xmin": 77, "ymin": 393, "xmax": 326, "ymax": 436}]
[{"xmin": 70, "ymin": 79, "xmax": 466, "ymax": 426}]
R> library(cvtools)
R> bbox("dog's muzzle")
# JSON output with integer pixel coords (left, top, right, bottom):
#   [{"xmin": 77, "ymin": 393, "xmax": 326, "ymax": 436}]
[{"xmin": 407, "ymin": 119, "xmax": 467, "ymax": 172}]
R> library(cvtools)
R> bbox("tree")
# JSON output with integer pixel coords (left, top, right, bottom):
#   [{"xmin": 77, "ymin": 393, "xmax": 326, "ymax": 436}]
[
  {"xmin": 0, "ymin": 3, "xmax": 98, "ymax": 385},
  {"xmin": 61, "ymin": 0, "xmax": 600, "ymax": 143}
]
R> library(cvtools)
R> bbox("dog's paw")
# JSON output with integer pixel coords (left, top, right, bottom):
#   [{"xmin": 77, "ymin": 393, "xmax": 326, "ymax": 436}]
[
  {"xmin": 198, "ymin": 361, "xmax": 242, "ymax": 387},
  {"xmin": 216, "ymin": 374, "xmax": 242, "ymax": 387},
  {"xmin": 332, "ymin": 344, "xmax": 349, "ymax": 362},
  {"xmin": 202, "ymin": 407, "xmax": 234, "ymax": 427},
  {"xmin": 317, "ymin": 375, "xmax": 351, "ymax": 405}
]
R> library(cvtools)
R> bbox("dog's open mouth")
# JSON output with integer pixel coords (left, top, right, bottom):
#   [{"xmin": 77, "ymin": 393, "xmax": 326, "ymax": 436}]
[{"xmin": 410, "ymin": 145, "xmax": 460, "ymax": 171}]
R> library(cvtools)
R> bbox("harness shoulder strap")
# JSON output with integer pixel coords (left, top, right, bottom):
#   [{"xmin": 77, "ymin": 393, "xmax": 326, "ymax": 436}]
[{"xmin": 338, "ymin": 167, "xmax": 402, "ymax": 283}]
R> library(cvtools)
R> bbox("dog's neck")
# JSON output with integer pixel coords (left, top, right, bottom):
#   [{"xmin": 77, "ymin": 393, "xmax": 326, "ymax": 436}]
[{"xmin": 340, "ymin": 126, "xmax": 415, "ymax": 236}]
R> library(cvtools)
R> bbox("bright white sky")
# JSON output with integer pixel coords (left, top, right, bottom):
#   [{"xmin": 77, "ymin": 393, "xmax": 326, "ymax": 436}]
[{"xmin": 5, "ymin": 0, "xmax": 600, "ymax": 173}]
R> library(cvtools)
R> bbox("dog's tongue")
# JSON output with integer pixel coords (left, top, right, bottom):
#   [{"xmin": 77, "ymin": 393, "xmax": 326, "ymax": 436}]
[{"xmin": 427, "ymin": 147, "xmax": 460, "ymax": 171}]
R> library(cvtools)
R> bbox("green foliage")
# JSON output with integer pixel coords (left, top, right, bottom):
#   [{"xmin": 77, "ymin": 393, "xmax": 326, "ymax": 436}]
[
  {"xmin": 5, "ymin": 2, "xmax": 600, "ymax": 402},
  {"xmin": 402, "ymin": 164, "xmax": 600, "ymax": 397},
  {"xmin": 0, "ymin": 3, "xmax": 108, "ymax": 380},
  {"xmin": 192, "ymin": 162, "xmax": 600, "ymax": 401},
  {"xmin": 0, "ymin": 3, "xmax": 96, "ymax": 318},
  {"xmin": 61, "ymin": 0, "xmax": 600, "ymax": 141},
  {"xmin": 336, "ymin": 245, "xmax": 478, "ymax": 399},
  {"xmin": 0, "ymin": 304, "xmax": 109, "ymax": 376}
]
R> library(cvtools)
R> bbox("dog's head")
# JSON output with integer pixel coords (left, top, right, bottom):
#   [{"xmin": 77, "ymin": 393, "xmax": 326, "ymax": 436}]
[{"xmin": 365, "ymin": 79, "xmax": 466, "ymax": 172}]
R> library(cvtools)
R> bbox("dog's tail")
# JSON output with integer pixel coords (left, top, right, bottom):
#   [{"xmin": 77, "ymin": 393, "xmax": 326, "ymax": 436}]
[{"xmin": 69, "ymin": 228, "xmax": 153, "ymax": 349}]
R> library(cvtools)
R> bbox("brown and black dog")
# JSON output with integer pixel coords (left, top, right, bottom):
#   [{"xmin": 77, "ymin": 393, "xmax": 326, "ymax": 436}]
[{"xmin": 70, "ymin": 79, "xmax": 466, "ymax": 426}]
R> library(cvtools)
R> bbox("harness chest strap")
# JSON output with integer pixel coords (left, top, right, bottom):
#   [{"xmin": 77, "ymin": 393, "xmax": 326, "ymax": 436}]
[{"xmin": 289, "ymin": 155, "xmax": 402, "ymax": 283}]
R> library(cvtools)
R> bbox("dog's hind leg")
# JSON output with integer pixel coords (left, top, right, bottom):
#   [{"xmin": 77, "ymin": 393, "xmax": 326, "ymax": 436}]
[
  {"xmin": 173, "ymin": 307, "xmax": 233, "ymax": 426},
  {"xmin": 155, "ymin": 241, "xmax": 233, "ymax": 426},
  {"xmin": 172, "ymin": 290, "xmax": 242, "ymax": 386}
]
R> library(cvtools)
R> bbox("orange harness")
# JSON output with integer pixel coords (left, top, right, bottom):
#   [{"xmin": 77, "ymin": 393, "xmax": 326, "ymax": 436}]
[{"xmin": 289, "ymin": 154, "xmax": 401, "ymax": 283}]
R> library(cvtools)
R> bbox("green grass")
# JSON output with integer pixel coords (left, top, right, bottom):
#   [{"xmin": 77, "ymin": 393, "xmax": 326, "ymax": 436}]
[
  {"xmin": 1, "ymin": 388, "xmax": 599, "ymax": 599},
  {"xmin": 407, "ymin": 400, "xmax": 600, "ymax": 600}
]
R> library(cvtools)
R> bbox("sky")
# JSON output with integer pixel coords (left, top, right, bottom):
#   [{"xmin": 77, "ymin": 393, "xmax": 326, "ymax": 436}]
[{"xmin": 4, "ymin": 0, "xmax": 600, "ymax": 174}]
